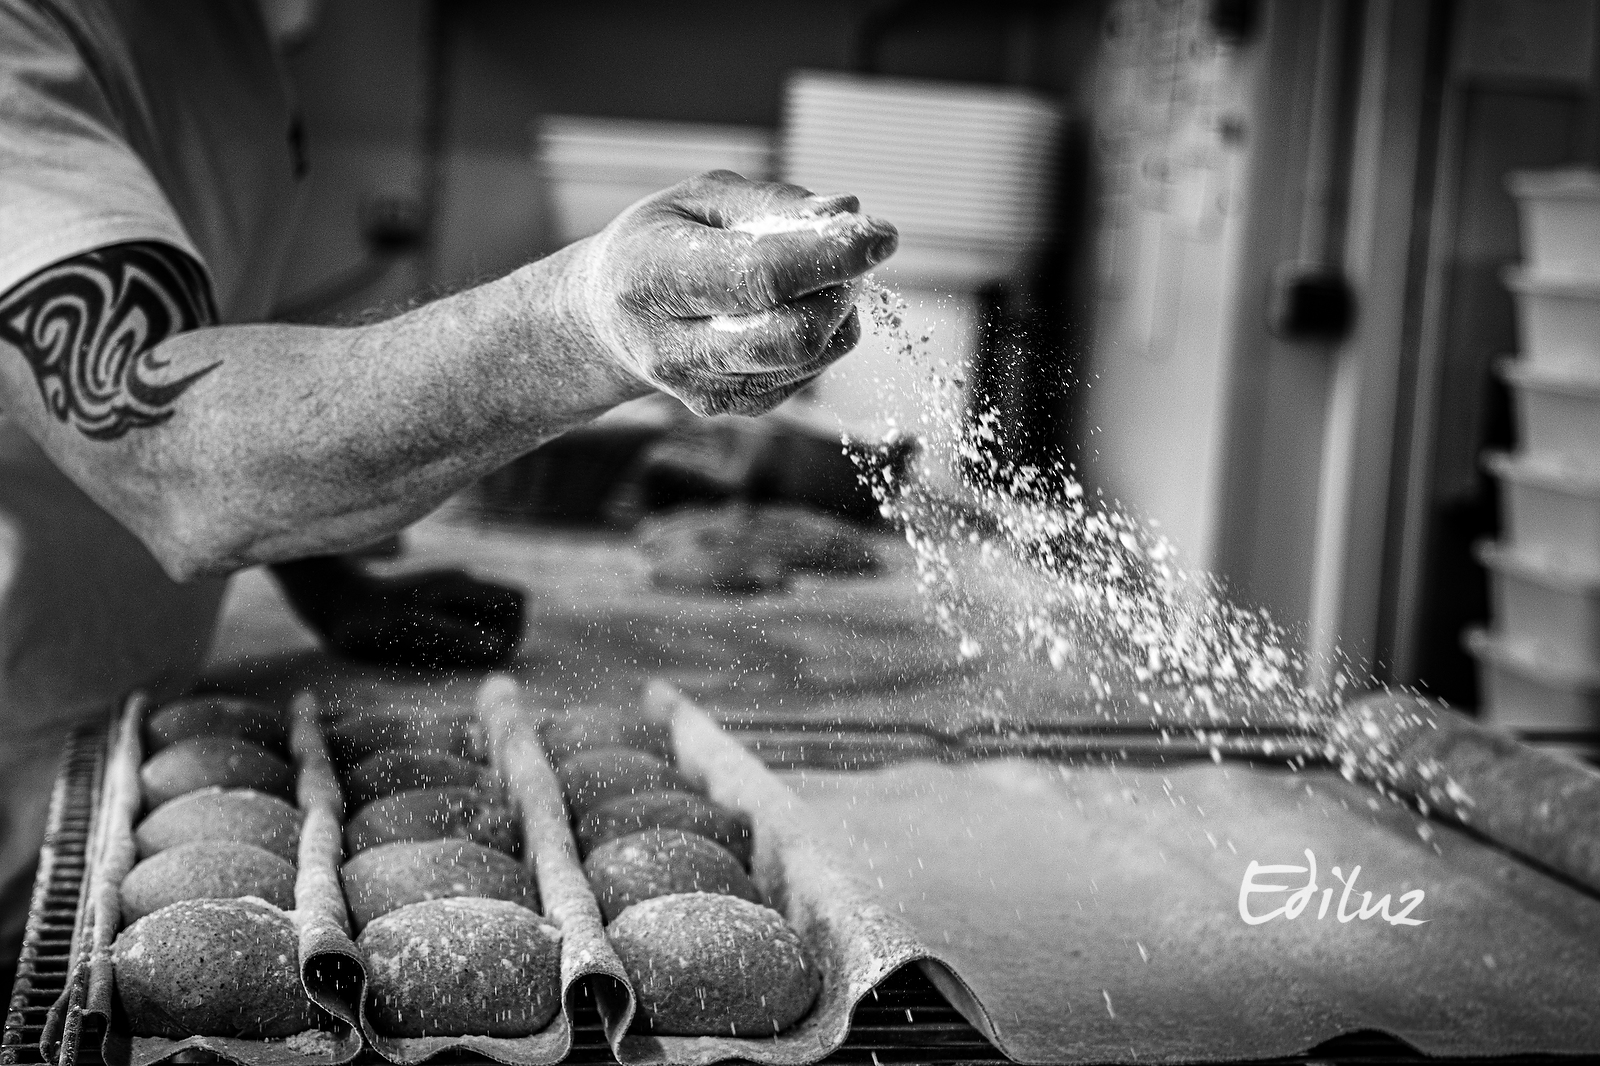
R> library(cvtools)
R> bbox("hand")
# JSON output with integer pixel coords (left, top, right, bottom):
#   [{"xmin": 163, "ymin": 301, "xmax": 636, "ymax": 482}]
[
  {"xmin": 569, "ymin": 170, "xmax": 898, "ymax": 416},
  {"xmin": 271, "ymin": 558, "xmax": 525, "ymax": 671}
]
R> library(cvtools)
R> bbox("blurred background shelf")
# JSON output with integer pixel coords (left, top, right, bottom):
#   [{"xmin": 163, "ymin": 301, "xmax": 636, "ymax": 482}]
[{"xmin": 1471, "ymin": 163, "xmax": 1600, "ymax": 738}]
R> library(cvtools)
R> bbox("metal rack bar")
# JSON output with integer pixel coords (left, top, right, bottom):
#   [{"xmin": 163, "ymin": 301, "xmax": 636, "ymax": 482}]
[
  {"xmin": 723, "ymin": 725, "xmax": 1331, "ymax": 773},
  {"xmin": 3, "ymin": 723, "xmax": 107, "ymax": 1066}
]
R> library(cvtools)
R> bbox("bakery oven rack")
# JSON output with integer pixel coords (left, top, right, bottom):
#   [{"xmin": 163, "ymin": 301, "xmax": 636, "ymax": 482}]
[
  {"xmin": 2, "ymin": 720, "xmax": 1556, "ymax": 1066},
  {"xmin": 2, "ymin": 719, "xmax": 1009, "ymax": 1066},
  {"xmin": 5, "ymin": 723, "xmax": 105, "ymax": 1066}
]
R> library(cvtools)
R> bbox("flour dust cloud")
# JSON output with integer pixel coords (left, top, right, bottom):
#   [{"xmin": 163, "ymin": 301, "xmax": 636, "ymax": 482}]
[{"xmin": 849, "ymin": 279, "xmax": 1353, "ymax": 734}]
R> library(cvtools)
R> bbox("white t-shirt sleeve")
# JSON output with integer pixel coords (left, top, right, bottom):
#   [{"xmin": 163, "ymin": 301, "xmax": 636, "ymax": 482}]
[{"xmin": 0, "ymin": 0, "xmax": 202, "ymax": 299}]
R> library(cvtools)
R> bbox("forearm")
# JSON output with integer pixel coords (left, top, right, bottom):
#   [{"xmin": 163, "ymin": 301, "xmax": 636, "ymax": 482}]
[
  {"xmin": 6, "ymin": 242, "xmax": 646, "ymax": 578},
  {"xmin": 3, "ymin": 173, "xmax": 895, "ymax": 582}
]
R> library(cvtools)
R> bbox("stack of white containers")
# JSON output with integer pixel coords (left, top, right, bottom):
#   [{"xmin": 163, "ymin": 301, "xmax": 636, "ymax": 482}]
[
  {"xmin": 1467, "ymin": 169, "xmax": 1600, "ymax": 734},
  {"xmin": 776, "ymin": 71, "xmax": 1060, "ymax": 446},
  {"xmin": 780, "ymin": 71, "xmax": 1062, "ymax": 288},
  {"xmin": 534, "ymin": 117, "xmax": 774, "ymax": 246}
]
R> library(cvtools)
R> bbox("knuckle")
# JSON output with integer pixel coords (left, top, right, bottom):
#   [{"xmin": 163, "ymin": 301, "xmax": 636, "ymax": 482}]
[
  {"xmin": 833, "ymin": 308, "xmax": 863, "ymax": 349},
  {"xmin": 722, "ymin": 389, "xmax": 776, "ymax": 416},
  {"xmin": 650, "ymin": 358, "xmax": 702, "ymax": 396},
  {"xmin": 797, "ymin": 315, "xmax": 833, "ymax": 359},
  {"xmin": 690, "ymin": 333, "xmax": 751, "ymax": 374},
  {"xmin": 675, "ymin": 169, "xmax": 746, "ymax": 200},
  {"xmin": 811, "ymin": 192, "xmax": 860, "ymax": 214},
  {"xmin": 766, "ymin": 321, "xmax": 812, "ymax": 364},
  {"xmin": 682, "ymin": 394, "xmax": 724, "ymax": 416},
  {"xmin": 771, "ymin": 179, "xmax": 816, "ymax": 202},
  {"xmin": 616, "ymin": 283, "xmax": 657, "ymax": 319},
  {"xmin": 752, "ymin": 262, "xmax": 802, "ymax": 306},
  {"xmin": 696, "ymin": 382, "xmax": 760, "ymax": 416}
]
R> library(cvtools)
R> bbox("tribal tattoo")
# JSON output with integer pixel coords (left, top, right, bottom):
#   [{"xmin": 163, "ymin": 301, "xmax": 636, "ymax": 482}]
[{"xmin": 0, "ymin": 242, "xmax": 220, "ymax": 441}]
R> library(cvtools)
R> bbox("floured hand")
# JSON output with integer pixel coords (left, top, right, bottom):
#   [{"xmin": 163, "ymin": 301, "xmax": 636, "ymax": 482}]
[{"xmin": 567, "ymin": 170, "xmax": 898, "ymax": 416}]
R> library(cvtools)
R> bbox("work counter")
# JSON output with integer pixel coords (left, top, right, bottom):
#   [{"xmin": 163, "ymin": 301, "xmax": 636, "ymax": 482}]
[{"xmin": 9, "ymin": 512, "xmax": 1600, "ymax": 1066}]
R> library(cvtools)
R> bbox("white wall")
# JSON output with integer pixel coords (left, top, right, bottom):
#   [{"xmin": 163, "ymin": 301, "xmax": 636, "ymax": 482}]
[
  {"xmin": 1079, "ymin": 0, "xmax": 1256, "ymax": 572},
  {"xmin": 1083, "ymin": 188, "xmax": 1248, "ymax": 569}
]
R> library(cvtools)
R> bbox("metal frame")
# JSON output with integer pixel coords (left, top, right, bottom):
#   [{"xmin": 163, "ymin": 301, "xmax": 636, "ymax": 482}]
[{"xmin": 2, "ymin": 723, "xmax": 106, "ymax": 1066}]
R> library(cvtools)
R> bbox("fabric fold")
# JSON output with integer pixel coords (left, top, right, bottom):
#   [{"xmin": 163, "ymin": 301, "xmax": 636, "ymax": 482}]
[
  {"xmin": 289, "ymin": 693, "xmax": 369, "ymax": 1043},
  {"xmin": 348, "ymin": 674, "xmax": 630, "ymax": 1065},
  {"xmin": 56, "ymin": 692, "xmax": 362, "ymax": 1066},
  {"xmin": 585, "ymin": 680, "xmax": 1001, "ymax": 1066},
  {"xmin": 1329, "ymin": 690, "xmax": 1600, "ymax": 893}
]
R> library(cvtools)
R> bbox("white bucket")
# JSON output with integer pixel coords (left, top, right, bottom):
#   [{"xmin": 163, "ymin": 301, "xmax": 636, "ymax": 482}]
[
  {"xmin": 1504, "ymin": 267, "xmax": 1600, "ymax": 374},
  {"xmin": 1486, "ymin": 451, "xmax": 1600, "ymax": 571},
  {"xmin": 780, "ymin": 71, "xmax": 1060, "ymax": 289},
  {"xmin": 534, "ymin": 117, "xmax": 774, "ymax": 247},
  {"xmin": 1507, "ymin": 168, "xmax": 1600, "ymax": 278},
  {"xmin": 1477, "ymin": 540, "xmax": 1600, "ymax": 669},
  {"xmin": 1498, "ymin": 356, "xmax": 1600, "ymax": 466},
  {"xmin": 1466, "ymin": 626, "xmax": 1600, "ymax": 731}
]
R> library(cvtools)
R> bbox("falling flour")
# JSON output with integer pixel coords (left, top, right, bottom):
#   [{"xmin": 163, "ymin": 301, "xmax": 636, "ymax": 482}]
[{"xmin": 849, "ymin": 278, "xmax": 1347, "ymax": 733}]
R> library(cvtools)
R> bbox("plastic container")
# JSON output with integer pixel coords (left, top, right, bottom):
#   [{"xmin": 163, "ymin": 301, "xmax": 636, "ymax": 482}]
[
  {"xmin": 1498, "ymin": 357, "xmax": 1600, "ymax": 465},
  {"xmin": 1477, "ymin": 540, "xmax": 1600, "ymax": 668},
  {"xmin": 1485, "ymin": 451, "xmax": 1600, "ymax": 571},
  {"xmin": 1507, "ymin": 169, "xmax": 1600, "ymax": 277},
  {"xmin": 1503, "ymin": 267, "xmax": 1600, "ymax": 374},
  {"xmin": 1466, "ymin": 627, "xmax": 1600, "ymax": 731},
  {"xmin": 782, "ymin": 71, "xmax": 1062, "ymax": 272},
  {"xmin": 534, "ymin": 117, "xmax": 774, "ymax": 246}
]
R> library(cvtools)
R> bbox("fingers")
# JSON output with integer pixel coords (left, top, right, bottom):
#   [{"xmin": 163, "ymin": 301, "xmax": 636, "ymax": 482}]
[
  {"xmin": 662, "ymin": 294, "xmax": 858, "ymax": 389},
  {"xmin": 594, "ymin": 170, "xmax": 891, "ymax": 413},
  {"xmin": 703, "ymin": 284, "xmax": 857, "ymax": 367},
  {"xmin": 665, "ymin": 170, "xmax": 858, "ymax": 229},
  {"xmin": 664, "ymin": 308, "xmax": 863, "ymax": 417},
  {"xmin": 629, "ymin": 173, "xmax": 898, "ymax": 316},
  {"xmin": 627, "ymin": 221, "xmax": 895, "ymax": 318}
]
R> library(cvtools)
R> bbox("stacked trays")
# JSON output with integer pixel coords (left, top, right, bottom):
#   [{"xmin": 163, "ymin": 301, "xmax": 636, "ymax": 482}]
[{"xmin": 1469, "ymin": 168, "xmax": 1600, "ymax": 731}]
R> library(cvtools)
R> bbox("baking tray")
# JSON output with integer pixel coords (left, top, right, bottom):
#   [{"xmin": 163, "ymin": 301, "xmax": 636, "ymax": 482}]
[
  {"xmin": 37, "ymin": 695, "xmax": 367, "ymax": 1066},
  {"xmin": 8, "ymin": 694, "xmax": 1600, "ymax": 1066}
]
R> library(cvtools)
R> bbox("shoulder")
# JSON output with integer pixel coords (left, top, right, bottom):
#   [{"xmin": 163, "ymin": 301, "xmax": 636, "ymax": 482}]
[{"xmin": 0, "ymin": 0, "xmax": 204, "ymax": 315}]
